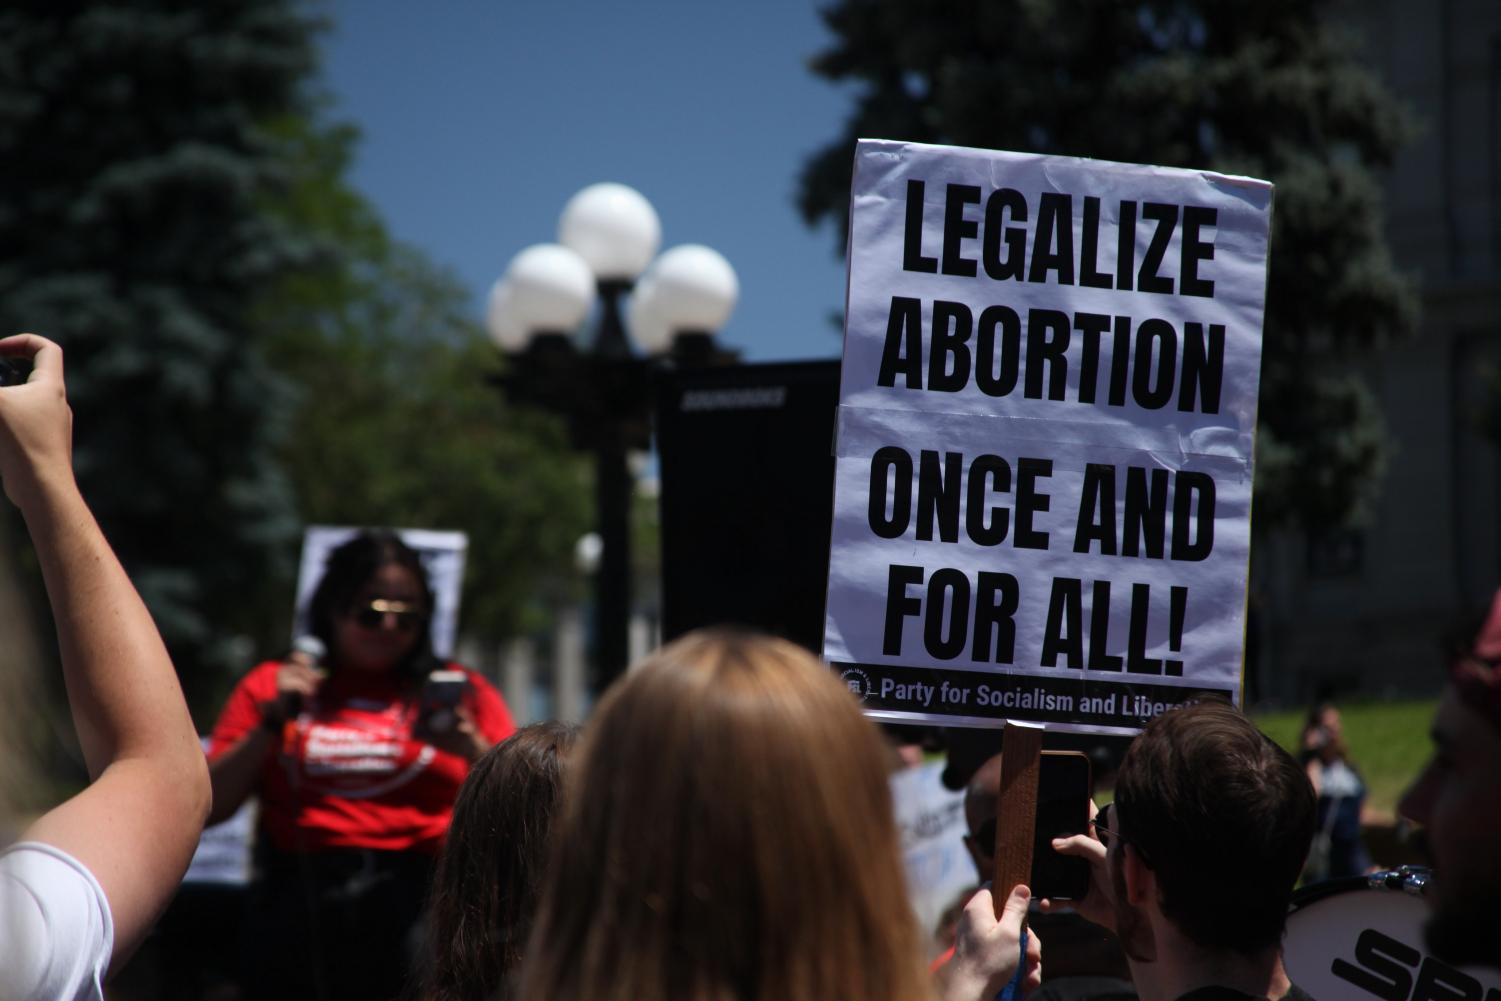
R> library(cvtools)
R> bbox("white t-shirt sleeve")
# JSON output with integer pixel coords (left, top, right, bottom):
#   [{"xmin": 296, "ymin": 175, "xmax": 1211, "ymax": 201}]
[{"xmin": 0, "ymin": 841, "xmax": 114, "ymax": 1001}]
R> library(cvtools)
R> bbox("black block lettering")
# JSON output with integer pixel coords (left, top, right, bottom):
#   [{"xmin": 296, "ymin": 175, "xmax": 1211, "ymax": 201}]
[
  {"xmin": 867, "ymin": 446, "xmax": 913, "ymax": 538},
  {"xmin": 903, "ymin": 180, "xmax": 938, "ymax": 273},
  {"xmin": 1180, "ymin": 205, "xmax": 1216, "ymax": 298},
  {"xmin": 1074, "ymin": 312, "xmax": 1110, "ymax": 404},
  {"xmin": 1015, "ymin": 458, "xmax": 1052, "ymax": 550},
  {"xmin": 973, "ymin": 571, "xmax": 1019, "ymax": 663},
  {"xmin": 983, "ymin": 188, "xmax": 1028, "ymax": 281},
  {"xmin": 942, "ymin": 184, "xmax": 981, "ymax": 277},
  {"xmin": 1073, "ymin": 464, "xmax": 1117, "ymax": 556},
  {"xmin": 1041, "ymin": 577, "xmax": 1084, "ymax": 668},
  {"xmin": 883, "ymin": 564, "xmax": 925, "ymax": 655},
  {"xmin": 1025, "ymin": 309, "xmax": 1071, "ymax": 401},
  {"xmin": 965, "ymin": 454, "xmax": 1011, "ymax": 546},
  {"xmin": 1132, "ymin": 318, "xmax": 1177, "ymax": 410},
  {"xmin": 1178, "ymin": 322, "xmax": 1225, "ymax": 415},
  {"xmin": 878, "ymin": 296, "xmax": 925, "ymax": 389},
  {"xmin": 925, "ymin": 568, "xmax": 970, "ymax": 660},
  {"xmin": 1080, "ymin": 196, "xmax": 1112, "ymax": 289},
  {"xmin": 1122, "ymin": 466, "xmax": 1168, "ymax": 558},
  {"xmin": 917, "ymin": 450, "xmax": 963, "ymax": 543},
  {"xmin": 975, "ymin": 305, "xmax": 1021, "ymax": 397},
  {"xmin": 1028, "ymin": 192, "xmax": 1075, "ymax": 285},
  {"xmin": 1138, "ymin": 202, "xmax": 1178, "ymax": 294},
  {"xmin": 928, "ymin": 299, "xmax": 973, "ymax": 392},
  {"xmin": 1171, "ymin": 471, "xmax": 1216, "ymax": 561}
]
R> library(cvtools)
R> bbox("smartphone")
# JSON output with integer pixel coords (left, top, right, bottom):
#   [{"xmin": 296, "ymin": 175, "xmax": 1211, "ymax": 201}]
[
  {"xmin": 417, "ymin": 669, "xmax": 469, "ymax": 736},
  {"xmin": 1031, "ymin": 750, "xmax": 1092, "ymax": 900}
]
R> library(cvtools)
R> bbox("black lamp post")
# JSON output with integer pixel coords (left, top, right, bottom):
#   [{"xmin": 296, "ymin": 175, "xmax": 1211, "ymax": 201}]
[{"xmin": 486, "ymin": 184, "xmax": 739, "ymax": 692}]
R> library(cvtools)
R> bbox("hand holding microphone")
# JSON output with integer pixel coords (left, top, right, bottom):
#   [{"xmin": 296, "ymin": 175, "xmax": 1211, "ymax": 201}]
[{"xmin": 260, "ymin": 636, "xmax": 327, "ymax": 748}]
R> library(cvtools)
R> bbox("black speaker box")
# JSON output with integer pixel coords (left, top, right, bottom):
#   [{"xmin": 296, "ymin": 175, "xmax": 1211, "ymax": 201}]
[{"xmin": 655, "ymin": 361, "xmax": 840, "ymax": 653}]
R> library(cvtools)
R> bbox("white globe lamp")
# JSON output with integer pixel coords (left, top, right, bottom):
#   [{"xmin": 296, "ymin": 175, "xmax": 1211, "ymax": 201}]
[
  {"xmin": 645, "ymin": 244, "xmax": 739, "ymax": 340},
  {"xmin": 487, "ymin": 243, "xmax": 596, "ymax": 350},
  {"xmin": 484, "ymin": 280, "xmax": 528, "ymax": 352},
  {"xmin": 558, "ymin": 183, "xmax": 661, "ymax": 282},
  {"xmin": 626, "ymin": 276, "xmax": 673, "ymax": 355}
]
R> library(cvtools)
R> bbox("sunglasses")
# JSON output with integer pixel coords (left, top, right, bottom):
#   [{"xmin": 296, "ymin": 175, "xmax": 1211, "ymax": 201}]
[
  {"xmin": 1092, "ymin": 802, "xmax": 1153, "ymax": 865},
  {"xmin": 349, "ymin": 598, "xmax": 426, "ymax": 632},
  {"xmin": 1092, "ymin": 802, "xmax": 1123, "ymax": 849}
]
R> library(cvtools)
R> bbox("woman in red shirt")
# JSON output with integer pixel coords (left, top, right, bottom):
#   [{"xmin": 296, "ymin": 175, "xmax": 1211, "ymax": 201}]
[{"xmin": 207, "ymin": 530, "xmax": 515, "ymax": 1001}]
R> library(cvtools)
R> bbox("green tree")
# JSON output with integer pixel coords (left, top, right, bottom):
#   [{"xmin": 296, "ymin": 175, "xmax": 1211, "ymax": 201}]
[
  {"xmin": 799, "ymin": 0, "xmax": 1415, "ymax": 530},
  {"xmin": 0, "ymin": 4, "xmax": 588, "ymax": 726},
  {"xmin": 256, "ymin": 113, "xmax": 590, "ymax": 663},
  {"xmin": 0, "ymin": 1, "xmax": 319, "ymax": 702}
]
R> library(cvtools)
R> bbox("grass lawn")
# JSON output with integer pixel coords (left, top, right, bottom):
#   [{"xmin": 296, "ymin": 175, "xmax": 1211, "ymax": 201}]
[{"xmin": 1252, "ymin": 698, "xmax": 1438, "ymax": 819}]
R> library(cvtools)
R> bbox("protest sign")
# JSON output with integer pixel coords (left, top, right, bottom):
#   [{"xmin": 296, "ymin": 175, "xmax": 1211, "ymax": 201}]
[
  {"xmin": 823, "ymin": 139, "xmax": 1272, "ymax": 735},
  {"xmin": 890, "ymin": 760, "xmax": 972, "ymax": 951},
  {"xmin": 294, "ymin": 526, "xmax": 468, "ymax": 659}
]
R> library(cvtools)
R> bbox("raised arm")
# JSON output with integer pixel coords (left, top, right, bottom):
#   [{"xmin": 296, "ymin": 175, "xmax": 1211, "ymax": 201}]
[{"xmin": 1, "ymin": 334, "xmax": 211, "ymax": 974}]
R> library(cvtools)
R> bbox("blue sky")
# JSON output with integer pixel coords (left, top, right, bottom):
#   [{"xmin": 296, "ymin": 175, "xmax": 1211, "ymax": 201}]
[{"xmin": 322, "ymin": 1, "xmax": 853, "ymax": 362}]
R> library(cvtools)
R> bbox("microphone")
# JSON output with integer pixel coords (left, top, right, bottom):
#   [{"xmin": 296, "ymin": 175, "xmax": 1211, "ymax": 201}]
[
  {"xmin": 291, "ymin": 634, "xmax": 326, "ymax": 666},
  {"xmin": 282, "ymin": 635, "xmax": 326, "ymax": 755}
]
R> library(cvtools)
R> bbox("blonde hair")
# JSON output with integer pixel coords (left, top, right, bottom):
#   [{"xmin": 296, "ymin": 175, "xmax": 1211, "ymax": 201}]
[{"xmin": 519, "ymin": 629, "xmax": 930, "ymax": 1001}]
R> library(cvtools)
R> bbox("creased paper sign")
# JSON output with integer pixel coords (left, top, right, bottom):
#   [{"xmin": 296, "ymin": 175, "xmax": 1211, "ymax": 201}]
[{"xmin": 823, "ymin": 139, "xmax": 1272, "ymax": 735}]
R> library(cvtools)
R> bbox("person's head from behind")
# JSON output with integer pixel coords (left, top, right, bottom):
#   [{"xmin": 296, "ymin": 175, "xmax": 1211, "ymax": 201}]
[
  {"xmin": 962, "ymin": 752, "xmax": 1003, "ymax": 882},
  {"xmin": 422, "ymin": 721, "xmax": 579, "ymax": 1001},
  {"xmin": 1399, "ymin": 591, "xmax": 1501, "ymax": 967},
  {"xmin": 307, "ymin": 529, "xmax": 435, "ymax": 676},
  {"xmin": 1107, "ymin": 700, "xmax": 1313, "ymax": 962},
  {"xmin": 520, "ymin": 629, "xmax": 927, "ymax": 1001}
]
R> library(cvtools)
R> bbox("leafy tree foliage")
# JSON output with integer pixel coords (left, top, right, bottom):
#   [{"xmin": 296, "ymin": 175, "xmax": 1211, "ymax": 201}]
[
  {"xmin": 0, "ymin": 4, "xmax": 588, "ymax": 719},
  {"xmin": 256, "ymin": 116, "xmax": 590, "ymax": 659},
  {"xmin": 0, "ymin": 1, "xmax": 319, "ymax": 697},
  {"xmin": 799, "ymin": 0, "xmax": 1416, "ymax": 530}
]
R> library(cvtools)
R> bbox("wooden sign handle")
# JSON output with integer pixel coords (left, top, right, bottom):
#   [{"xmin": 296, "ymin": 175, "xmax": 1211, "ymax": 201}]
[{"xmin": 992, "ymin": 721, "xmax": 1044, "ymax": 919}]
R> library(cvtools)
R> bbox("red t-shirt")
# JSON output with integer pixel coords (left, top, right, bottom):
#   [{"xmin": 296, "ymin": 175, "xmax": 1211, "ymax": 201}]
[{"xmin": 208, "ymin": 660, "xmax": 515, "ymax": 854}]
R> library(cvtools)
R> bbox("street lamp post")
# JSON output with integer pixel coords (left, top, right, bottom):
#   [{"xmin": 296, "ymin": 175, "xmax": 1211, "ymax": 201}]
[{"xmin": 487, "ymin": 183, "xmax": 738, "ymax": 692}]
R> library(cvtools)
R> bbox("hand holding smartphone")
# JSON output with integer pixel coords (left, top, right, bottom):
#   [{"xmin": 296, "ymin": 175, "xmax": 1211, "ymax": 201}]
[
  {"xmin": 1028, "ymin": 750, "xmax": 1093, "ymax": 900},
  {"xmin": 416, "ymin": 669, "xmax": 469, "ymax": 738}
]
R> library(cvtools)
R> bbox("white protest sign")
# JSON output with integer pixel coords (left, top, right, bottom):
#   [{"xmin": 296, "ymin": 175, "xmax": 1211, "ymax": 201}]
[
  {"xmin": 182, "ymin": 737, "xmax": 254, "ymax": 885},
  {"xmin": 293, "ymin": 526, "xmax": 468, "ymax": 659},
  {"xmin": 824, "ymin": 139, "xmax": 1272, "ymax": 735},
  {"xmin": 890, "ymin": 760, "xmax": 973, "ymax": 950}
]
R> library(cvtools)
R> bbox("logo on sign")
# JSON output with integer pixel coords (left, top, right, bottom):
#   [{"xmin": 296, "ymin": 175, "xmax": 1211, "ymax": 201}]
[
  {"xmin": 841, "ymin": 667, "xmax": 872, "ymax": 701},
  {"xmin": 1332, "ymin": 928, "xmax": 1492, "ymax": 1001}
]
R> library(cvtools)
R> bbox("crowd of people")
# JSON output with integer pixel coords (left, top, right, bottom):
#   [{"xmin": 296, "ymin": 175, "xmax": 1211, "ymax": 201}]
[{"xmin": 3, "ymin": 328, "xmax": 1500, "ymax": 1001}]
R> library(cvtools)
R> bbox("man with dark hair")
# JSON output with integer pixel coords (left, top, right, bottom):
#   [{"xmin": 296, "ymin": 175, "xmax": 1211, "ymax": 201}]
[
  {"xmin": 1398, "ymin": 590, "xmax": 1501, "ymax": 970},
  {"xmin": 1049, "ymin": 700, "xmax": 1316, "ymax": 1001}
]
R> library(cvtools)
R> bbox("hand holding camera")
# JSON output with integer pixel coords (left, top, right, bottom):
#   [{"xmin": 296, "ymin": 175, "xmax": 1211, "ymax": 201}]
[{"xmin": 0, "ymin": 334, "xmax": 74, "ymax": 509}]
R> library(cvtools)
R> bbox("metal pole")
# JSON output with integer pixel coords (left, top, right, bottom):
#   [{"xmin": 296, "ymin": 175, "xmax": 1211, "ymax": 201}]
[
  {"xmin": 594, "ymin": 436, "xmax": 632, "ymax": 690},
  {"xmin": 590, "ymin": 279, "xmax": 635, "ymax": 692}
]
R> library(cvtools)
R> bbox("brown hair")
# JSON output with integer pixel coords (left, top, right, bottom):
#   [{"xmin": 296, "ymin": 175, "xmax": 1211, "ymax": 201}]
[
  {"xmin": 421, "ymin": 721, "xmax": 580, "ymax": 1001},
  {"xmin": 518, "ymin": 629, "xmax": 930, "ymax": 1001},
  {"xmin": 1114, "ymin": 699, "xmax": 1314, "ymax": 954}
]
